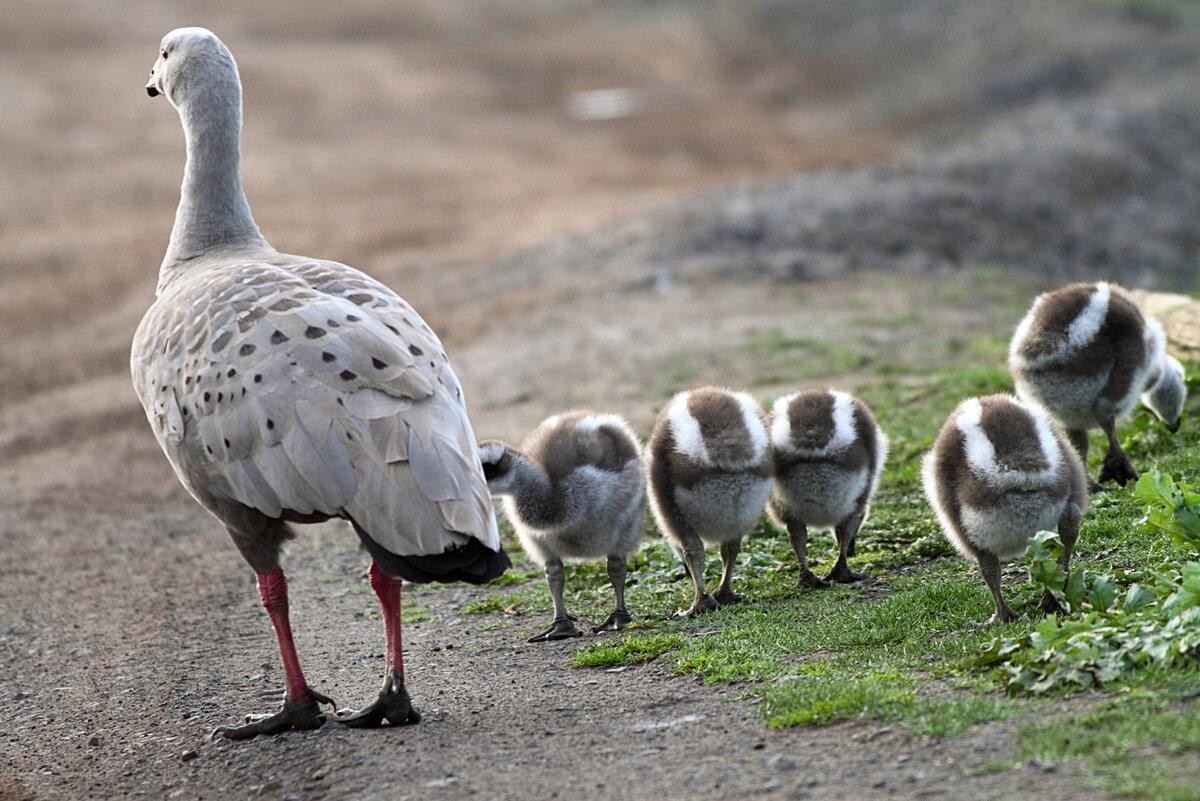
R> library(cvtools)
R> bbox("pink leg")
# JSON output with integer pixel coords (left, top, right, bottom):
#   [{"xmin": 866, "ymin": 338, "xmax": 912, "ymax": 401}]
[
  {"xmin": 336, "ymin": 560, "xmax": 420, "ymax": 728},
  {"xmin": 257, "ymin": 567, "xmax": 311, "ymax": 702},
  {"xmin": 368, "ymin": 561, "xmax": 405, "ymax": 677},
  {"xmin": 213, "ymin": 567, "xmax": 333, "ymax": 740}
]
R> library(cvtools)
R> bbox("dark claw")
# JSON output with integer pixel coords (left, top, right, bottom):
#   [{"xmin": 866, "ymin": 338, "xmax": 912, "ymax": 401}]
[
  {"xmin": 528, "ymin": 617, "xmax": 582, "ymax": 642},
  {"xmin": 213, "ymin": 687, "xmax": 334, "ymax": 740},
  {"xmin": 593, "ymin": 609, "xmax": 632, "ymax": 633},
  {"xmin": 334, "ymin": 670, "xmax": 420, "ymax": 728}
]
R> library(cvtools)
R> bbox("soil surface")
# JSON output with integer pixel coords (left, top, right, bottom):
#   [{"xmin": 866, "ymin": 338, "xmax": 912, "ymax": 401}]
[{"xmin": 2, "ymin": 1, "xmax": 1199, "ymax": 799}]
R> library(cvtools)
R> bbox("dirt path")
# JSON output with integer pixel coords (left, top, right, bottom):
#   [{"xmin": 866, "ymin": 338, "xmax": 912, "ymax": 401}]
[{"xmin": 2, "ymin": 1, "xmax": 1198, "ymax": 799}]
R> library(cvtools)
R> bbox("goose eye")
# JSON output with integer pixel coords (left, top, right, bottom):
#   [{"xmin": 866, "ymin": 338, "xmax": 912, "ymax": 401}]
[{"xmin": 161, "ymin": 49, "xmax": 169, "ymax": 60}]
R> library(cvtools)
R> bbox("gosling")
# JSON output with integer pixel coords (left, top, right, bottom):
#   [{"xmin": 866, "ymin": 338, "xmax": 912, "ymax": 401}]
[
  {"xmin": 768, "ymin": 389, "xmax": 888, "ymax": 588},
  {"xmin": 479, "ymin": 411, "xmax": 645, "ymax": 642},
  {"xmin": 922, "ymin": 394, "xmax": 1088, "ymax": 625},
  {"xmin": 646, "ymin": 386, "xmax": 773, "ymax": 618},
  {"xmin": 1009, "ymin": 281, "xmax": 1185, "ymax": 489}
]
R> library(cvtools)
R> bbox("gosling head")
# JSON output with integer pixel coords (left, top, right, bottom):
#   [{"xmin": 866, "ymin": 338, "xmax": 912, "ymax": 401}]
[
  {"xmin": 1143, "ymin": 355, "xmax": 1186, "ymax": 433},
  {"xmin": 478, "ymin": 441, "xmax": 518, "ymax": 494}
]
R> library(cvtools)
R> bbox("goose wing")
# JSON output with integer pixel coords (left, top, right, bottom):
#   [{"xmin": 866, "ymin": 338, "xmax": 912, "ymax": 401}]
[{"xmin": 131, "ymin": 255, "xmax": 500, "ymax": 557}]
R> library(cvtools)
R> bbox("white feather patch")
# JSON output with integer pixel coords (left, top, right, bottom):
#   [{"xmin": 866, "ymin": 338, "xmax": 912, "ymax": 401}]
[
  {"xmin": 955, "ymin": 397, "xmax": 1061, "ymax": 491},
  {"xmin": 769, "ymin": 393, "xmax": 795, "ymax": 450},
  {"xmin": 1010, "ymin": 282, "xmax": 1111, "ymax": 370},
  {"xmin": 770, "ymin": 390, "xmax": 858, "ymax": 457},
  {"xmin": 666, "ymin": 391, "xmax": 710, "ymax": 464},
  {"xmin": 1066, "ymin": 281, "xmax": 1110, "ymax": 350},
  {"xmin": 733, "ymin": 390, "xmax": 770, "ymax": 464}
]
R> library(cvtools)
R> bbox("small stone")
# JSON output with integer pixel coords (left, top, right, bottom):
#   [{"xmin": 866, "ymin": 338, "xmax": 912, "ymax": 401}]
[
  {"xmin": 768, "ymin": 755, "xmax": 797, "ymax": 772},
  {"xmin": 88, "ymin": 736, "xmax": 100, "ymax": 747},
  {"xmin": 70, "ymin": 647, "xmax": 92, "ymax": 658},
  {"xmin": 255, "ymin": 780, "xmax": 282, "ymax": 796},
  {"xmin": 12, "ymin": 691, "xmax": 29, "ymax": 701},
  {"xmin": 181, "ymin": 749, "xmax": 198, "ymax": 762}
]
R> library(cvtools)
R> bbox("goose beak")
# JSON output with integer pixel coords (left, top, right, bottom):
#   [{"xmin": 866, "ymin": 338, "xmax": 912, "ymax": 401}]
[
  {"xmin": 1167, "ymin": 418, "xmax": 1181, "ymax": 434},
  {"xmin": 146, "ymin": 73, "xmax": 160, "ymax": 98}
]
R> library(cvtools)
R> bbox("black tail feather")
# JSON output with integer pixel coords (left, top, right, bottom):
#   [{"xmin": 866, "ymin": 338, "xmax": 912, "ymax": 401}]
[{"xmin": 350, "ymin": 520, "xmax": 511, "ymax": 585}]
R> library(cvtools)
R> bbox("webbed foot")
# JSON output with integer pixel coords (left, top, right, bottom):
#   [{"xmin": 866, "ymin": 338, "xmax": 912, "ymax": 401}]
[
  {"xmin": 213, "ymin": 687, "xmax": 334, "ymax": 740},
  {"xmin": 593, "ymin": 609, "xmax": 632, "ymax": 632},
  {"xmin": 973, "ymin": 607, "xmax": 1020, "ymax": 628},
  {"xmin": 1098, "ymin": 453, "xmax": 1138, "ymax": 487},
  {"xmin": 334, "ymin": 671, "xmax": 420, "ymax": 728},
  {"xmin": 825, "ymin": 565, "xmax": 867, "ymax": 584},
  {"xmin": 711, "ymin": 587, "xmax": 743, "ymax": 606},
  {"xmin": 1036, "ymin": 592, "xmax": 1062, "ymax": 616},
  {"xmin": 797, "ymin": 569, "xmax": 830, "ymax": 589},
  {"xmin": 528, "ymin": 617, "xmax": 582, "ymax": 642},
  {"xmin": 672, "ymin": 594, "xmax": 719, "ymax": 619}
]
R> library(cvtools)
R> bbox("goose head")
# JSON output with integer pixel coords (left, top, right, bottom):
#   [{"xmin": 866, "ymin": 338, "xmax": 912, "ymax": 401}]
[{"xmin": 146, "ymin": 27, "xmax": 239, "ymax": 109}]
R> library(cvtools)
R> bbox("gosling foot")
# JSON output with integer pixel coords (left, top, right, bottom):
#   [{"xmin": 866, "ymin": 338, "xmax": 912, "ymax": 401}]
[
  {"xmin": 593, "ymin": 609, "xmax": 633, "ymax": 633},
  {"xmin": 528, "ymin": 617, "xmax": 583, "ymax": 642},
  {"xmin": 825, "ymin": 565, "xmax": 868, "ymax": 584},
  {"xmin": 797, "ymin": 569, "xmax": 830, "ymax": 589},
  {"xmin": 672, "ymin": 594, "xmax": 719, "ymax": 619},
  {"xmin": 711, "ymin": 587, "xmax": 743, "ymax": 606},
  {"xmin": 1098, "ymin": 453, "xmax": 1138, "ymax": 487}
]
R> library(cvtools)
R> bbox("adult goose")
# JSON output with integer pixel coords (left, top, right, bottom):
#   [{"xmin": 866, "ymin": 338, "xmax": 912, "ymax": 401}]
[{"xmin": 133, "ymin": 28, "xmax": 509, "ymax": 739}]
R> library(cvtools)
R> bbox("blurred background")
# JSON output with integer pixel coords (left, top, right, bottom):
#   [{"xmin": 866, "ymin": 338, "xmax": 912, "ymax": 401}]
[{"xmin": 1, "ymin": 0, "xmax": 1199, "ymax": 510}]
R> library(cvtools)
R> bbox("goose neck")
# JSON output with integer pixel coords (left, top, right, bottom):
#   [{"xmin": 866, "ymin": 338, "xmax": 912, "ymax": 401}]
[{"xmin": 159, "ymin": 86, "xmax": 269, "ymax": 281}]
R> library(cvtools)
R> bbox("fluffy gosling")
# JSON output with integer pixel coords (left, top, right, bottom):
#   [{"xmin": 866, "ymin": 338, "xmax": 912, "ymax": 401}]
[
  {"xmin": 1009, "ymin": 281, "xmax": 1185, "ymax": 489},
  {"xmin": 646, "ymin": 387, "xmax": 773, "ymax": 618},
  {"xmin": 480, "ymin": 411, "xmax": 645, "ymax": 642},
  {"xmin": 768, "ymin": 389, "xmax": 888, "ymax": 588},
  {"xmin": 923, "ymin": 394, "xmax": 1088, "ymax": 625}
]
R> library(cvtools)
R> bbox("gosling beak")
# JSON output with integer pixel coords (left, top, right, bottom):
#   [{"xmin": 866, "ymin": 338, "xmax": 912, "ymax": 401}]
[{"xmin": 146, "ymin": 73, "xmax": 160, "ymax": 98}]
